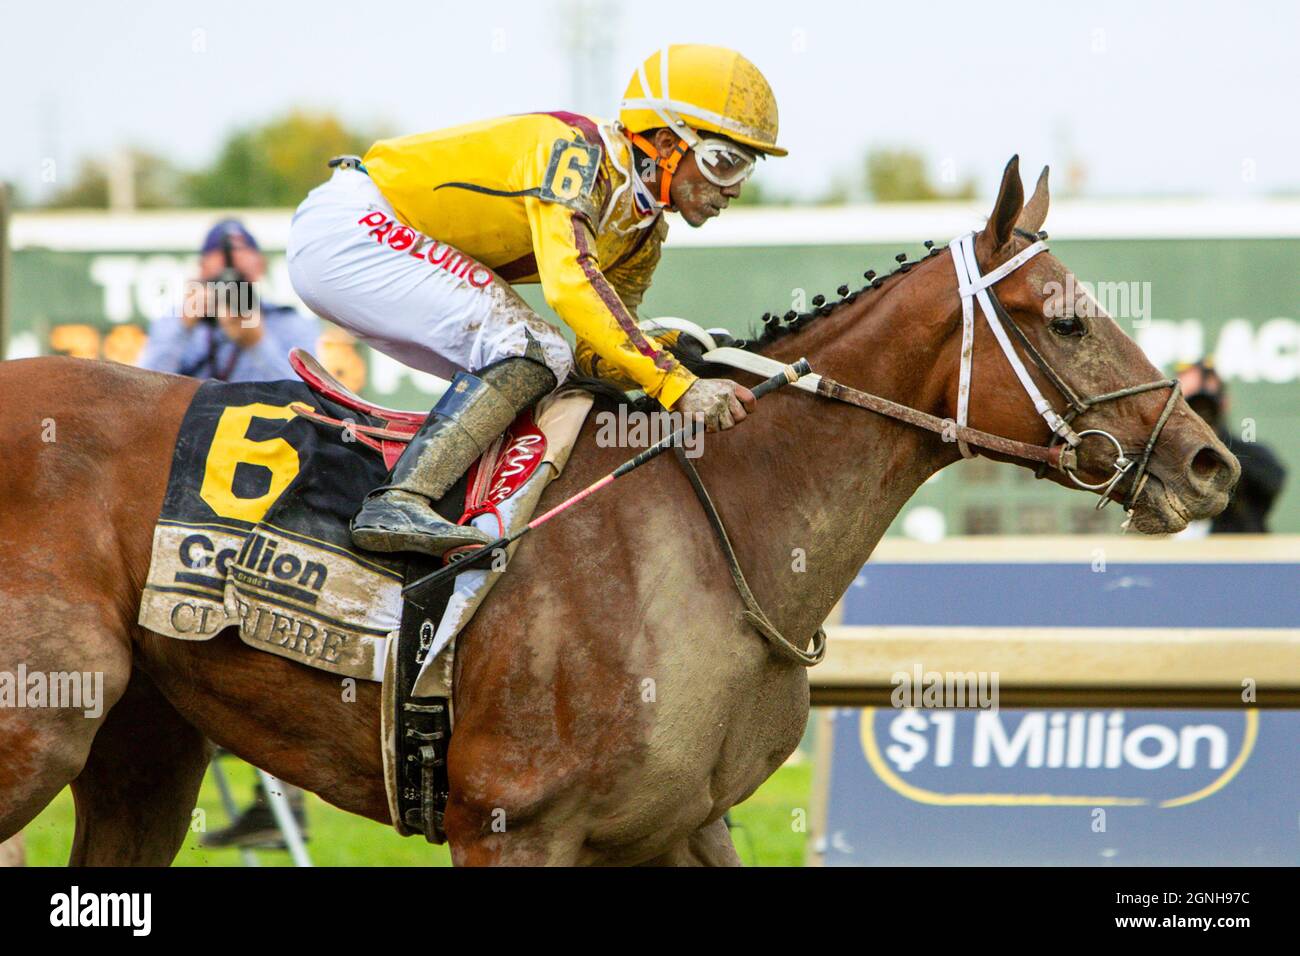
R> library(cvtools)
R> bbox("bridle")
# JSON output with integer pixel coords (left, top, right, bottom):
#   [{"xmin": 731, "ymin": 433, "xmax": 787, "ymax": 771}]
[
  {"xmin": 946, "ymin": 229, "xmax": 1180, "ymax": 512},
  {"xmin": 667, "ymin": 229, "xmax": 1182, "ymax": 518}
]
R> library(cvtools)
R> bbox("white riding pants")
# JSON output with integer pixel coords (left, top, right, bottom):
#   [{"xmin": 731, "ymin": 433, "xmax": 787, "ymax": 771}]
[{"xmin": 286, "ymin": 167, "xmax": 573, "ymax": 384}]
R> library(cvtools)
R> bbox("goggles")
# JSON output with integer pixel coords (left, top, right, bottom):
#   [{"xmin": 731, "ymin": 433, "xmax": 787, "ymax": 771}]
[
  {"xmin": 628, "ymin": 128, "xmax": 759, "ymax": 209},
  {"xmin": 693, "ymin": 137, "xmax": 758, "ymax": 187}
]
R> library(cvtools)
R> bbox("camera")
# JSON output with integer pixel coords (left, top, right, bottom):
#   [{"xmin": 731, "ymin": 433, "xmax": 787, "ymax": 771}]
[{"xmin": 202, "ymin": 233, "xmax": 259, "ymax": 325}]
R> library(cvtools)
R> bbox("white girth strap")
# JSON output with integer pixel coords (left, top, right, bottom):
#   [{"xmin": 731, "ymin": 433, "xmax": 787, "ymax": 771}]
[{"xmin": 948, "ymin": 231, "xmax": 1064, "ymax": 458}]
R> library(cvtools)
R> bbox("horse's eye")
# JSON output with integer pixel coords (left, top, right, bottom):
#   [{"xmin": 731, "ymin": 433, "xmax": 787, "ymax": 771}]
[{"xmin": 1050, "ymin": 316, "xmax": 1086, "ymax": 337}]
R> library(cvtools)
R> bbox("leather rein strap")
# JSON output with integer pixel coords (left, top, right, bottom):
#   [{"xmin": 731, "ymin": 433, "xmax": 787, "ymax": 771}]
[
  {"xmin": 673, "ymin": 445, "xmax": 826, "ymax": 667},
  {"xmin": 812, "ymin": 375, "xmax": 1070, "ymax": 471}
]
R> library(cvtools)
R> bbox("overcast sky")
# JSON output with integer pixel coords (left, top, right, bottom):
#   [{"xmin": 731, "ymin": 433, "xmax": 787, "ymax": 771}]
[{"xmin": 2, "ymin": 0, "xmax": 1296, "ymax": 204}]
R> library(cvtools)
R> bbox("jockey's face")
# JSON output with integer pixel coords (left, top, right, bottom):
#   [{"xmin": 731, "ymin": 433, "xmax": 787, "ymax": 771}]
[
  {"xmin": 643, "ymin": 127, "xmax": 744, "ymax": 227},
  {"xmin": 671, "ymin": 146, "xmax": 744, "ymax": 227}
]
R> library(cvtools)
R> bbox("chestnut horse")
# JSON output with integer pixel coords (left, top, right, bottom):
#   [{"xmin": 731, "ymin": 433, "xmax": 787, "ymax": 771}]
[{"xmin": 0, "ymin": 158, "xmax": 1237, "ymax": 865}]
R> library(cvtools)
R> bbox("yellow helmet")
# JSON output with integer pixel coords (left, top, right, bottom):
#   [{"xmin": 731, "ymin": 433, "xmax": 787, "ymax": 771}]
[{"xmin": 619, "ymin": 45, "xmax": 787, "ymax": 157}]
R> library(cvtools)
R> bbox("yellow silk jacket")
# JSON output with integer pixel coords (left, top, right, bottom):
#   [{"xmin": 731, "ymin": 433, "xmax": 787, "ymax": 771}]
[{"xmin": 363, "ymin": 111, "xmax": 697, "ymax": 408}]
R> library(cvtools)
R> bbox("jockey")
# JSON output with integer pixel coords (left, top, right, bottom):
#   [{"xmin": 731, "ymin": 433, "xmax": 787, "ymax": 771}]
[{"xmin": 286, "ymin": 44, "xmax": 786, "ymax": 557}]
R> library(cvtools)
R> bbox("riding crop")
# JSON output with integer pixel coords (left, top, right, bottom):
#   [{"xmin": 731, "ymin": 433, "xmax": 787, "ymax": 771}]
[{"xmin": 403, "ymin": 358, "xmax": 812, "ymax": 594}]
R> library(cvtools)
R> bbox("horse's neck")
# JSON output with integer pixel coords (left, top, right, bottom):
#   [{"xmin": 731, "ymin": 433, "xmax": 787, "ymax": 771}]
[{"xmin": 694, "ymin": 290, "xmax": 956, "ymax": 642}]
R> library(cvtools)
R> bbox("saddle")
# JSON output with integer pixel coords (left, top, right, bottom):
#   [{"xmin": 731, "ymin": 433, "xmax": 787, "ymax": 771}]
[
  {"xmin": 287, "ymin": 349, "xmax": 425, "ymax": 467},
  {"xmin": 138, "ymin": 349, "xmax": 592, "ymax": 843},
  {"xmin": 285, "ymin": 349, "xmax": 549, "ymax": 530}
]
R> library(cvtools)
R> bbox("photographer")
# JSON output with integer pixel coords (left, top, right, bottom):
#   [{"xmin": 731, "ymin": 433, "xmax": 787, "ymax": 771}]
[
  {"xmin": 1176, "ymin": 357, "xmax": 1287, "ymax": 534},
  {"xmin": 140, "ymin": 219, "xmax": 318, "ymax": 381}
]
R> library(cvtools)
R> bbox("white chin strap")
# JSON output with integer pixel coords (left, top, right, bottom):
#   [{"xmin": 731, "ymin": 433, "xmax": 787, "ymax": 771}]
[{"xmin": 949, "ymin": 231, "xmax": 1066, "ymax": 458}]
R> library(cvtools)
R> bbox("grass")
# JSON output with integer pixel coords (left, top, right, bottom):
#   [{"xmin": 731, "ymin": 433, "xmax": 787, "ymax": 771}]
[
  {"xmin": 22, "ymin": 758, "xmax": 810, "ymax": 867},
  {"xmin": 728, "ymin": 759, "xmax": 812, "ymax": 867}
]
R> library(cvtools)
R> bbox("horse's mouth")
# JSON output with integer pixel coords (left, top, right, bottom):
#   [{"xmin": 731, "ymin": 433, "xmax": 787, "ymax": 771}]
[{"xmin": 1125, "ymin": 472, "xmax": 1221, "ymax": 534}]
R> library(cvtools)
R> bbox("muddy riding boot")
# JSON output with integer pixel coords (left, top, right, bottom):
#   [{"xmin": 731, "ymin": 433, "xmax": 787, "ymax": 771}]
[{"xmin": 351, "ymin": 354, "xmax": 557, "ymax": 556}]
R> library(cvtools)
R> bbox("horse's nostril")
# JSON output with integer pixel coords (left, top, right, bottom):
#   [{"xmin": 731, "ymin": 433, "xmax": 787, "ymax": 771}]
[{"xmin": 1190, "ymin": 446, "xmax": 1227, "ymax": 481}]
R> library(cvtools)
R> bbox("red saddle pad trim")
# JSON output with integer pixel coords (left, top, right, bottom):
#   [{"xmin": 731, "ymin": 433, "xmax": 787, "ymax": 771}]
[
  {"xmin": 288, "ymin": 356, "xmax": 549, "ymax": 500},
  {"xmin": 290, "ymin": 348, "xmax": 429, "ymax": 425},
  {"xmin": 460, "ymin": 411, "xmax": 548, "ymax": 529}
]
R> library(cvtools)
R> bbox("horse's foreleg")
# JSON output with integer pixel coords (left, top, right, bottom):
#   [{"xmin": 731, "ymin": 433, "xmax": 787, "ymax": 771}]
[{"xmin": 69, "ymin": 666, "xmax": 210, "ymax": 866}]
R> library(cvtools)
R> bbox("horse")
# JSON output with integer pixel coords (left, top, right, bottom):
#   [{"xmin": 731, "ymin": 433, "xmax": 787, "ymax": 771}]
[{"xmin": 0, "ymin": 157, "xmax": 1238, "ymax": 865}]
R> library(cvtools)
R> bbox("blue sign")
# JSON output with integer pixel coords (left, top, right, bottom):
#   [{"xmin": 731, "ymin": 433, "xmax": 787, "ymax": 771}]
[
  {"xmin": 820, "ymin": 707, "xmax": 1299, "ymax": 865},
  {"xmin": 819, "ymin": 552, "xmax": 1298, "ymax": 865}
]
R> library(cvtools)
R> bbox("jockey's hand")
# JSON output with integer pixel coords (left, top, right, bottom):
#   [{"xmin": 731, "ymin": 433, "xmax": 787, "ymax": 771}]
[{"xmin": 677, "ymin": 378, "xmax": 756, "ymax": 432}]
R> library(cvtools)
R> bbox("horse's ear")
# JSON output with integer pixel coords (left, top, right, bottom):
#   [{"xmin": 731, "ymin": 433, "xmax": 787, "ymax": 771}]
[
  {"xmin": 978, "ymin": 155, "xmax": 1023, "ymax": 256},
  {"xmin": 1016, "ymin": 165, "xmax": 1050, "ymax": 234}
]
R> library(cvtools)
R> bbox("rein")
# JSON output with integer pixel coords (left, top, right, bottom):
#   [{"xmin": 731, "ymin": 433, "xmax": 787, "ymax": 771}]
[
  {"xmin": 673, "ymin": 446, "xmax": 826, "ymax": 666},
  {"xmin": 812, "ymin": 375, "xmax": 1070, "ymax": 470}
]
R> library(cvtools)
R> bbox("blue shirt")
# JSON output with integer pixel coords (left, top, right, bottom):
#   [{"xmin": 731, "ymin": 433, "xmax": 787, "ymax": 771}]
[{"xmin": 139, "ymin": 302, "xmax": 319, "ymax": 382}]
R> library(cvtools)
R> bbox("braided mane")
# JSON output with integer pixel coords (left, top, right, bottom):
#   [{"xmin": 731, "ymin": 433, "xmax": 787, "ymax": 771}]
[
  {"xmin": 664, "ymin": 239, "xmax": 945, "ymax": 375},
  {"xmin": 669, "ymin": 227, "xmax": 1047, "ymax": 375}
]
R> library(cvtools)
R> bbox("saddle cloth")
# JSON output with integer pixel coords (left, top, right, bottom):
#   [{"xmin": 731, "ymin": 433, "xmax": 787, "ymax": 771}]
[{"xmin": 138, "ymin": 354, "xmax": 591, "ymax": 688}]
